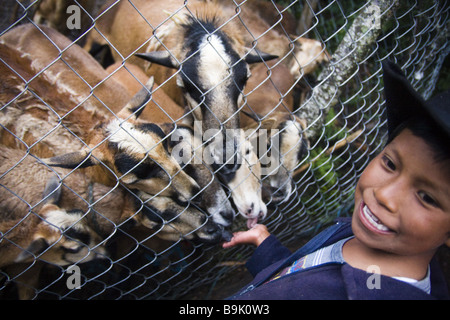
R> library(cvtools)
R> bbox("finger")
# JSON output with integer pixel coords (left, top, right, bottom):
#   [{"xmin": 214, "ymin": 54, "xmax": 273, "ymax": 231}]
[
  {"xmin": 221, "ymin": 232, "xmax": 248, "ymax": 248},
  {"xmin": 222, "ymin": 237, "xmax": 242, "ymax": 248}
]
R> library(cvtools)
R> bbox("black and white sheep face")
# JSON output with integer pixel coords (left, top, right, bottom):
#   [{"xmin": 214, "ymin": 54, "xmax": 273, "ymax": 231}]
[
  {"xmin": 177, "ymin": 21, "xmax": 250, "ymax": 181},
  {"xmin": 44, "ymin": 119, "xmax": 201, "ymax": 204},
  {"xmin": 135, "ymin": 17, "xmax": 277, "ymax": 178},
  {"xmin": 177, "ymin": 24, "xmax": 250, "ymax": 127},
  {"xmin": 168, "ymin": 126, "xmax": 235, "ymax": 228},
  {"xmin": 132, "ymin": 192, "xmax": 229, "ymax": 244},
  {"xmin": 44, "ymin": 79, "xmax": 201, "ymax": 204},
  {"xmin": 224, "ymin": 133, "xmax": 266, "ymax": 229},
  {"xmin": 106, "ymin": 119, "xmax": 200, "ymax": 202}
]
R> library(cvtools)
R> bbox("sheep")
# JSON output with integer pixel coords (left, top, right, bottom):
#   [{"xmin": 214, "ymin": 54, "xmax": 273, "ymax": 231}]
[
  {"xmin": 104, "ymin": 62, "xmax": 235, "ymax": 228},
  {"xmin": 0, "ymin": 146, "xmax": 226, "ymax": 249},
  {"xmin": 0, "ymin": 24, "xmax": 130, "ymax": 158},
  {"xmin": 0, "ymin": 26, "xmax": 229, "ymax": 247},
  {"xmin": 84, "ymin": 0, "xmax": 276, "ymax": 226},
  {"xmin": 238, "ymin": 58, "xmax": 309, "ymax": 205},
  {"xmin": 240, "ymin": 59, "xmax": 295, "ymax": 128},
  {"xmin": 0, "ymin": 26, "xmax": 200, "ymax": 203},
  {"xmin": 244, "ymin": 111, "xmax": 309, "ymax": 205},
  {"xmin": 0, "ymin": 147, "xmax": 226, "ymax": 298},
  {"xmin": 224, "ymin": 29, "xmax": 310, "ymax": 206},
  {"xmin": 85, "ymin": 0, "xmax": 277, "ymax": 179},
  {"xmin": 0, "ymin": 165, "xmax": 107, "ymax": 300},
  {"xmin": 232, "ymin": 54, "xmax": 309, "ymax": 205},
  {"xmin": 162, "ymin": 123, "xmax": 235, "ymax": 227},
  {"xmin": 0, "ymin": 40, "xmax": 91, "ymax": 157},
  {"xmin": 0, "ymin": 173, "xmax": 106, "ymax": 269},
  {"xmin": 156, "ymin": 0, "xmax": 314, "ymax": 207},
  {"xmin": 211, "ymin": 0, "xmax": 329, "ymax": 80},
  {"xmin": 0, "ymin": 24, "xmax": 132, "ymax": 119},
  {"xmin": 224, "ymin": 129, "xmax": 266, "ymax": 229},
  {"xmin": 166, "ymin": 123, "xmax": 266, "ymax": 228},
  {"xmin": 0, "ymin": 146, "xmax": 110, "ymax": 266},
  {"xmin": 201, "ymin": 1, "xmax": 320, "ymax": 205}
]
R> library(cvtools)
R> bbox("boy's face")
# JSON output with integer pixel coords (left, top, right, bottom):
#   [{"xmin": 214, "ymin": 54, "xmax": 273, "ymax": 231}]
[{"xmin": 352, "ymin": 129, "xmax": 450, "ymax": 260}]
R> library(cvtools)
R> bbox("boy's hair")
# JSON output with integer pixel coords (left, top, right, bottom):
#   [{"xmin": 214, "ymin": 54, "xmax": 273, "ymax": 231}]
[{"xmin": 390, "ymin": 116, "xmax": 450, "ymax": 163}]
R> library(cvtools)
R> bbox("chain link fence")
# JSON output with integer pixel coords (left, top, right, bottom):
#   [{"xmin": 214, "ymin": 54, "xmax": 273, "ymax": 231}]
[{"xmin": 0, "ymin": 0, "xmax": 448, "ymax": 299}]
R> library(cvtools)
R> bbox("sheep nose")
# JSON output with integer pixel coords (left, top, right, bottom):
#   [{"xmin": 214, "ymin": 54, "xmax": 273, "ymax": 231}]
[
  {"xmin": 219, "ymin": 210, "xmax": 234, "ymax": 223},
  {"xmin": 269, "ymin": 186, "xmax": 288, "ymax": 202},
  {"xmin": 189, "ymin": 189, "xmax": 202, "ymax": 205},
  {"xmin": 246, "ymin": 202, "xmax": 255, "ymax": 216},
  {"xmin": 223, "ymin": 161, "xmax": 239, "ymax": 175},
  {"xmin": 258, "ymin": 210, "xmax": 265, "ymax": 219},
  {"xmin": 204, "ymin": 222, "xmax": 224, "ymax": 243},
  {"xmin": 221, "ymin": 229, "xmax": 233, "ymax": 242},
  {"xmin": 206, "ymin": 224, "xmax": 219, "ymax": 235},
  {"xmin": 192, "ymin": 184, "xmax": 201, "ymax": 197}
]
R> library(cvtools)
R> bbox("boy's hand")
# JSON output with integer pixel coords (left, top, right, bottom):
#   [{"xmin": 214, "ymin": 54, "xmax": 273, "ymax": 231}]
[{"xmin": 222, "ymin": 224, "xmax": 270, "ymax": 248}]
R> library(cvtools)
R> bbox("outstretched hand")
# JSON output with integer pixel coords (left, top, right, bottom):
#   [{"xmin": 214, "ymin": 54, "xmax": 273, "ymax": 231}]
[{"xmin": 222, "ymin": 224, "xmax": 270, "ymax": 248}]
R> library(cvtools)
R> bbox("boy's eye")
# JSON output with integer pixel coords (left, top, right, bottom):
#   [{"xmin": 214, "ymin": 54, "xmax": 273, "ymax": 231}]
[
  {"xmin": 382, "ymin": 155, "xmax": 396, "ymax": 171},
  {"xmin": 418, "ymin": 191, "xmax": 439, "ymax": 208}
]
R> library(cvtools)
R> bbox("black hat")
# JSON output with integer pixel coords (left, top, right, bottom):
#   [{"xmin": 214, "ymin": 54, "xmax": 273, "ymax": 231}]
[{"xmin": 382, "ymin": 60, "xmax": 450, "ymax": 140}]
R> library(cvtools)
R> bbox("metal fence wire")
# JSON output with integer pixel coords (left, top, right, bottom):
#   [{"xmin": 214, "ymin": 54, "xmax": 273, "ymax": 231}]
[{"xmin": 0, "ymin": 0, "xmax": 448, "ymax": 299}]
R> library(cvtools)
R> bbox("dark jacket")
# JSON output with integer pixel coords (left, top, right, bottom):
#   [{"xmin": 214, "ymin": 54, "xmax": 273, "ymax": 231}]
[{"xmin": 228, "ymin": 218, "xmax": 450, "ymax": 300}]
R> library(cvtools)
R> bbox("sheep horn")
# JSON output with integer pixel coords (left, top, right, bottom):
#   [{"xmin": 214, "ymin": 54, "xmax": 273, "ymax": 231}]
[
  {"xmin": 117, "ymin": 76, "xmax": 154, "ymax": 120},
  {"xmin": 244, "ymin": 48, "xmax": 278, "ymax": 64},
  {"xmin": 135, "ymin": 51, "xmax": 179, "ymax": 69}
]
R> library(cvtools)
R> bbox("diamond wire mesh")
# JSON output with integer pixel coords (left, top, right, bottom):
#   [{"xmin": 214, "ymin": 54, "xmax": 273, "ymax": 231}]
[{"xmin": 0, "ymin": 0, "xmax": 448, "ymax": 299}]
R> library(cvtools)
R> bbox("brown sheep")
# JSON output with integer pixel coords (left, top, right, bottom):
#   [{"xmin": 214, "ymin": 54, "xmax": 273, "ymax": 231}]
[
  {"xmin": 85, "ymin": 0, "xmax": 277, "ymax": 183},
  {"xmin": 0, "ymin": 171, "xmax": 106, "ymax": 269},
  {"xmin": 210, "ymin": 0, "xmax": 329, "ymax": 79},
  {"xmin": 240, "ymin": 59, "xmax": 295, "ymax": 128},
  {"xmin": 0, "ymin": 146, "xmax": 225, "ymax": 246},
  {"xmin": 244, "ymin": 111, "xmax": 309, "ymax": 205},
  {"xmin": 0, "ymin": 165, "xmax": 106, "ymax": 300},
  {"xmin": 0, "ymin": 25, "xmax": 200, "ymax": 202}
]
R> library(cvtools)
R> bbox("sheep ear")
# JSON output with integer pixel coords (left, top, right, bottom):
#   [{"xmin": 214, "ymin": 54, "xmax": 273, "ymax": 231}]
[
  {"xmin": 42, "ymin": 176, "xmax": 62, "ymax": 205},
  {"xmin": 163, "ymin": 9, "xmax": 189, "ymax": 26},
  {"xmin": 259, "ymin": 118, "xmax": 277, "ymax": 130},
  {"xmin": 245, "ymin": 48, "xmax": 278, "ymax": 64},
  {"xmin": 15, "ymin": 238, "xmax": 49, "ymax": 263},
  {"xmin": 42, "ymin": 150, "xmax": 97, "ymax": 169},
  {"xmin": 241, "ymin": 110, "xmax": 276, "ymax": 130},
  {"xmin": 295, "ymin": 116, "xmax": 308, "ymax": 130},
  {"xmin": 135, "ymin": 51, "xmax": 179, "ymax": 69},
  {"xmin": 117, "ymin": 76, "xmax": 154, "ymax": 120}
]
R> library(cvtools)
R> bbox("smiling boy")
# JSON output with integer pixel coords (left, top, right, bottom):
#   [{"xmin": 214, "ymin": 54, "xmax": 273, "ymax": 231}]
[{"xmin": 223, "ymin": 61, "xmax": 450, "ymax": 300}]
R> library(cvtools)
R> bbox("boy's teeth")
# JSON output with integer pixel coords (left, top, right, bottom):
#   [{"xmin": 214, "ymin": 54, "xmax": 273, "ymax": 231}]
[{"xmin": 363, "ymin": 205, "xmax": 390, "ymax": 232}]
